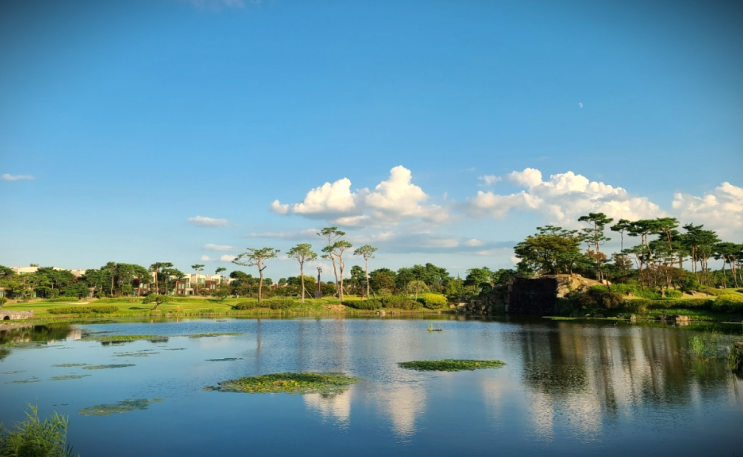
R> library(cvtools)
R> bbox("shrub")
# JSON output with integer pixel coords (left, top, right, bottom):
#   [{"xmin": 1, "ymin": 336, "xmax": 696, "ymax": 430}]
[
  {"xmin": 711, "ymin": 295, "xmax": 743, "ymax": 313},
  {"xmin": 0, "ymin": 297, "xmax": 7, "ymax": 307},
  {"xmin": 47, "ymin": 306, "xmax": 118, "ymax": 315},
  {"xmin": 383, "ymin": 295, "xmax": 421, "ymax": 310},
  {"xmin": 418, "ymin": 293, "xmax": 448, "ymax": 309},
  {"xmin": 233, "ymin": 301, "xmax": 260, "ymax": 310},
  {"xmin": 0, "ymin": 405, "xmax": 74, "ymax": 457},
  {"xmin": 664, "ymin": 289, "xmax": 683, "ymax": 298},
  {"xmin": 342, "ymin": 299, "xmax": 383, "ymax": 310}
]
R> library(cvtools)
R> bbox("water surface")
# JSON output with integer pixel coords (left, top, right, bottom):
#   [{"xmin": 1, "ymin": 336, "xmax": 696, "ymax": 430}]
[{"xmin": 1, "ymin": 318, "xmax": 741, "ymax": 456}]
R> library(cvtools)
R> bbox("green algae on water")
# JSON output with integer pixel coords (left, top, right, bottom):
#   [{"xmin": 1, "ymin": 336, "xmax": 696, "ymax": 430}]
[
  {"xmin": 398, "ymin": 359, "xmax": 506, "ymax": 372},
  {"xmin": 78, "ymin": 398, "xmax": 163, "ymax": 416},
  {"xmin": 52, "ymin": 363, "xmax": 89, "ymax": 367},
  {"xmin": 207, "ymin": 372, "xmax": 359, "ymax": 394},
  {"xmin": 51, "ymin": 374, "xmax": 91, "ymax": 381},
  {"xmin": 206, "ymin": 357, "xmax": 242, "ymax": 362},
  {"xmin": 82, "ymin": 364, "xmax": 135, "ymax": 370}
]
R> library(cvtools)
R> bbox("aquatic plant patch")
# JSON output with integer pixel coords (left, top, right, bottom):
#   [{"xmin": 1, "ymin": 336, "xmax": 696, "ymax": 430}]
[
  {"xmin": 83, "ymin": 334, "xmax": 168, "ymax": 343},
  {"xmin": 185, "ymin": 332, "xmax": 243, "ymax": 338},
  {"xmin": 398, "ymin": 359, "xmax": 506, "ymax": 371},
  {"xmin": 51, "ymin": 375, "xmax": 91, "ymax": 381},
  {"xmin": 206, "ymin": 357, "xmax": 243, "ymax": 362},
  {"xmin": 52, "ymin": 363, "xmax": 89, "ymax": 367},
  {"xmin": 82, "ymin": 364, "xmax": 135, "ymax": 370},
  {"xmin": 207, "ymin": 372, "xmax": 360, "ymax": 394},
  {"xmin": 12, "ymin": 377, "xmax": 41, "ymax": 384},
  {"xmin": 78, "ymin": 398, "xmax": 163, "ymax": 416},
  {"xmin": 114, "ymin": 351, "xmax": 159, "ymax": 357}
]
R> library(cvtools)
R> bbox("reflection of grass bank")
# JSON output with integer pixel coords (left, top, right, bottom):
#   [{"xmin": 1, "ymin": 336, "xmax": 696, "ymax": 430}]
[
  {"xmin": 399, "ymin": 359, "xmax": 506, "ymax": 371},
  {"xmin": 207, "ymin": 372, "xmax": 359, "ymax": 394},
  {"xmin": 78, "ymin": 398, "xmax": 162, "ymax": 416}
]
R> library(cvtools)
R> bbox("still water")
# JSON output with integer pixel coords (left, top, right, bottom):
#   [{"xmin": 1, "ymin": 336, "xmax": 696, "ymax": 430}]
[{"xmin": 1, "ymin": 318, "xmax": 742, "ymax": 456}]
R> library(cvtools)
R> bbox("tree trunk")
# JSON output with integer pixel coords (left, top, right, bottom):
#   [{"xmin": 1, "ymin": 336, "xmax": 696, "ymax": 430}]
[
  {"xmin": 365, "ymin": 258, "xmax": 370, "ymax": 299},
  {"xmin": 258, "ymin": 264, "xmax": 264, "ymax": 303},
  {"xmin": 299, "ymin": 262, "xmax": 305, "ymax": 304}
]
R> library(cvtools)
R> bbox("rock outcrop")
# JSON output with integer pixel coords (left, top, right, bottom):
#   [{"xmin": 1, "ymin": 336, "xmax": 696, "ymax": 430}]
[{"xmin": 462, "ymin": 274, "xmax": 602, "ymax": 316}]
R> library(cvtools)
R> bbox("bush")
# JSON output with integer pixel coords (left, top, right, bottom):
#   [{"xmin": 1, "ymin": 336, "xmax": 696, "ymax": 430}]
[
  {"xmin": 711, "ymin": 295, "xmax": 743, "ymax": 313},
  {"xmin": 47, "ymin": 306, "xmax": 119, "ymax": 315},
  {"xmin": 0, "ymin": 405, "xmax": 74, "ymax": 457},
  {"xmin": 342, "ymin": 299, "xmax": 383, "ymax": 310},
  {"xmin": 232, "ymin": 299, "xmax": 298, "ymax": 310},
  {"xmin": 383, "ymin": 295, "xmax": 421, "ymax": 310},
  {"xmin": 417, "ymin": 293, "xmax": 448, "ymax": 309},
  {"xmin": 0, "ymin": 297, "xmax": 7, "ymax": 307},
  {"xmin": 233, "ymin": 301, "xmax": 260, "ymax": 310},
  {"xmin": 665, "ymin": 289, "xmax": 683, "ymax": 298}
]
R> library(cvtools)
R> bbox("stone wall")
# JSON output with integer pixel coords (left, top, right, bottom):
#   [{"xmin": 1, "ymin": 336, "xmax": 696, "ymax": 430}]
[{"xmin": 0, "ymin": 310, "xmax": 33, "ymax": 320}]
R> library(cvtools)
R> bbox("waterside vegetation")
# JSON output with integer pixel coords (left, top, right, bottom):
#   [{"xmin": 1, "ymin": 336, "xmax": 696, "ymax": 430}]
[
  {"xmin": 398, "ymin": 359, "xmax": 506, "ymax": 371},
  {"xmin": 206, "ymin": 372, "xmax": 360, "ymax": 394}
]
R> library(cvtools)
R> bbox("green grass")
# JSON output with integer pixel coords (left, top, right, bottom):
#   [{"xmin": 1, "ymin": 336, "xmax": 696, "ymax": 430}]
[
  {"xmin": 398, "ymin": 359, "xmax": 506, "ymax": 371},
  {"xmin": 206, "ymin": 372, "xmax": 360, "ymax": 394},
  {"xmin": 78, "ymin": 398, "xmax": 163, "ymax": 416}
]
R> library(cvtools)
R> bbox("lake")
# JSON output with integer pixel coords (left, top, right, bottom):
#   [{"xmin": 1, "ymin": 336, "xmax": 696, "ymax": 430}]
[{"xmin": 1, "ymin": 317, "xmax": 742, "ymax": 456}]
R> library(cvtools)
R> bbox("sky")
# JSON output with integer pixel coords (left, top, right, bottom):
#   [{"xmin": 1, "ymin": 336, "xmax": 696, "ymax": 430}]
[{"xmin": 1, "ymin": 0, "xmax": 742, "ymax": 280}]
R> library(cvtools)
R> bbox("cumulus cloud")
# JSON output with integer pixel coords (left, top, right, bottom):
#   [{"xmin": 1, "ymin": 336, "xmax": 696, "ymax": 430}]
[
  {"xmin": 2, "ymin": 173, "xmax": 34, "ymax": 181},
  {"xmin": 200, "ymin": 255, "xmax": 213, "ymax": 261},
  {"xmin": 346, "ymin": 231, "xmax": 514, "ymax": 255},
  {"xmin": 464, "ymin": 168, "xmax": 662, "ymax": 225},
  {"xmin": 272, "ymin": 166, "xmax": 448, "ymax": 227},
  {"xmin": 220, "ymin": 254, "xmax": 237, "ymax": 262},
  {"xmin": 672, "ymin": 182, "xmax": 743, "ymax": 239},
  {"xmin": 188, "ymin": 215, "xmax": 229, "ymax": 227},
  {"xmin": 203, "ymin": 243, "xmax": 234, "ymax": 251},
  {"xmin": 270, "ymin": 200, "xmax": 289, "ymax": 215},
  {"xmin": 478, "ymin": 175, "xmax": 502, "ymax": 186}
]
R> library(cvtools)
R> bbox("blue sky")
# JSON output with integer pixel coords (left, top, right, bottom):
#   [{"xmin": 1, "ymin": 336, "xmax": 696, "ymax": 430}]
[{"xmin": 1, "ymin": 0, "xmax": 741, "ymax": 280}]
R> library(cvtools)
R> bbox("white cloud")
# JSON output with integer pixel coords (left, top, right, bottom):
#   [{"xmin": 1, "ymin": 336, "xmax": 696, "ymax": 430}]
[
  {"xmin": 270, "ymin": 200, "xmax": 289, "ymax": 215},
  {"xmin": 2, "ymin": 173, "xmax": 34, "ymax": 181},
  {"xmin": 365, "ymin": 166, "xmax": 446, "ymax": 223},
  {"xmin": 273, "ymin": 166, "xmax": 449, "ymax": 227},
  {"xmin": 220, "ymin": 254, "xmax": 237, "ymax": 262},
  {"xmin": 203, "ymin": 243, "xmax": 234, "ymax": 251},
  {"xmin": 464, "ymin": 238, "xmax": 485, "ymax": 247},
  {"xmin": 200, "ymin": 255, "xmax": 213, "ymax": 261},
  {"xmin": 188, "ymin": 215, "xmax": 229, "ymax": 227},
  {"xmin": 478, "ymin": 175, "xmax": 502, "ymax": 186},
  {"xmin": 290, "ymin": 177, "xmax": 364, "ymax": 217},
  {"xmin": 672, "ymin": 182, "xmax": 743, "ymax": 239},
  {"xmin": 245, "ymin": 229, "xmax": 318, "ymax": 240},
  {"xmin": 464, "ymin": 168, "xmax": 662, "ymax": 225}
]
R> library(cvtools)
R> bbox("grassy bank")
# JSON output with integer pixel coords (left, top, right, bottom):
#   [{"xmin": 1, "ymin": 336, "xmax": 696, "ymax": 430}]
[{"xmin": 0, "ymin": 295, "xmax": 449, "ymax": 322}]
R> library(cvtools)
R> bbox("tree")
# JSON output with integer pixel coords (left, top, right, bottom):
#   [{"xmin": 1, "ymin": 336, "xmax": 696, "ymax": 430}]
[
  {"xmin": 369, "ymin": 268, "xmax": 396, "ymax": 295},
  {"xmin": 143, "ymin": 293, "xmax": 170, "ymax": 310},
  {"xmin": 317, "ymin": 227, "xmax": 345, "ymax": 296},
  {"xmin": 149, "ymin": 262, "xmax": 173, "ymax": 295},
  {"xmin": 610, "ymin": 219, "xmax": 632, "ymax": 252},
  {"xmin": 232, "ymin": 247, "xmax": 279, "ymax": 303},
  {"xmin": 578, "ymin": 212, "xmax": 613, "ymax": 282},
  {"xmin": 714, "ymin": 242, "xmax": 743, "ymax": 288},
  {"xmin": 212, "ymin": 282, "xmax": 232, "ymax": 302},
  {"xmin": 215, "ymin": 267, "xmax": 226, "ymax": 282},
  {"xmin": 464, "ymin": 267, "xmax": 494, "ymax": 293},
  {"xmin": 286, "ymin": 243, "xmax": 317, "ymax": 303},
  {"xmin": 514, "ymin": 226, "xmax": 583, "ymax": 275},
  {"xmin": 353, "ymin": 245, "xmax": 377, "ymax": 299},
  {"xmin": 191, "ymin": 264, "xmax": 204, "ymax": 295},
  {"xmin": 323, "ymin": 240, "xmax": 352, "ymax": 301}
]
